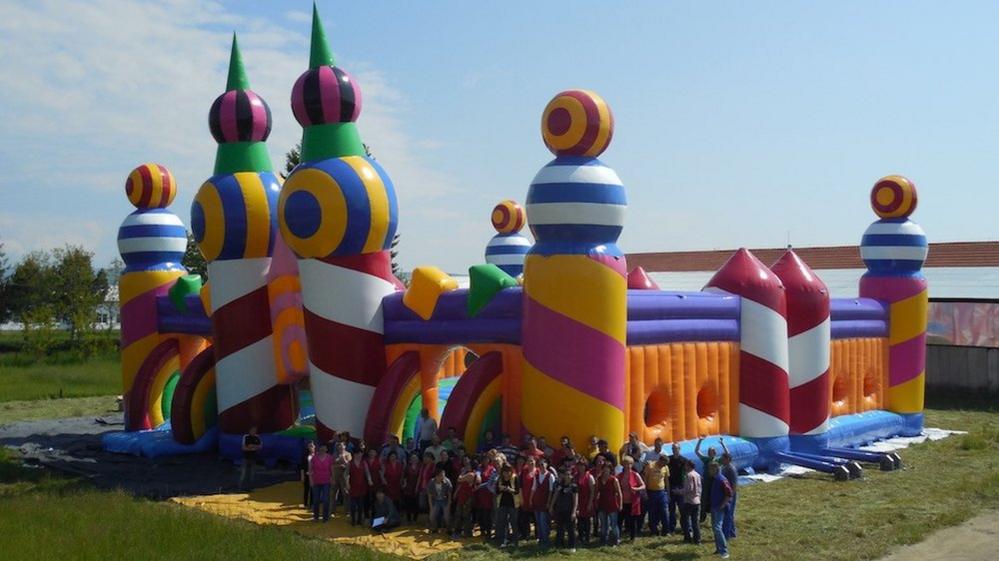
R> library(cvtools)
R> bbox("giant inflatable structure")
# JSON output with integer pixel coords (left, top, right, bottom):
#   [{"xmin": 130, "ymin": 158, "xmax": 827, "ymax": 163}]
[{"xmin": 105, "ymin": 6, "xmax": 927, "ymax": 478}]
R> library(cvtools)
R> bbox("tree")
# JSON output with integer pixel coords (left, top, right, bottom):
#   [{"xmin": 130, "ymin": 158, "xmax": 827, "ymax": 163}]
[
  {"xmin": 6, "ymin": 250, "xmax": 56, "ymax": 353},
  {"xmin": 104, "ymin": 258, "xmax": 124, "ymax": 287},
  {"xmin": 183, "ymin": 232, "xmax": 208, "ymax": 279},
  {"xmin": 0, "ymin": 241, "xmax": 10, "ymax": 324},
  {"xmin": 282, "ymin": 142, "xmax": 301, "ymax": 179},
  {"xmin": 390, "ymin": 233, "xmax": 402, "ymax": 278},
  {"xmin": 50, "ymin": 245, "xmax": 107, "ymax": 343}
]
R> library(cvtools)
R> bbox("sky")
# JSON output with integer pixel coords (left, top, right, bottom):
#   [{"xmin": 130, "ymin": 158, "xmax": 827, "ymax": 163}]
[{"xmin": 1, "ymin": 1, "xmax": 997, "ymax": 273}]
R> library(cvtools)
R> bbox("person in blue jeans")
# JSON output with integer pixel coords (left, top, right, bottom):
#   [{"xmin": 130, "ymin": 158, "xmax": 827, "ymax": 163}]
[
  {"xmin": 594, "ymin": 463, "xmax": 622, "ymax": 546},
  {"xmin": 707, "ymin": 463, "xmax": 733, "ymax": 558},
  {"xmin": 720, "ymin": 453, "xmax": 738, "ymax": 539}
]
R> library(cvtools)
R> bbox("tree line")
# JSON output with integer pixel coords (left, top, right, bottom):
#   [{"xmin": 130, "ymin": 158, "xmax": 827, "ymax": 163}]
[{"xmin": 0, "ymin": 242, "xmax": 119, "ymax": 356}]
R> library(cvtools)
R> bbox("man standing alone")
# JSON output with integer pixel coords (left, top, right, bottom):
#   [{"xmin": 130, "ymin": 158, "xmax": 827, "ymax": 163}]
[
  {"xmin": 240, "ymin": 426, "xmax": 262, "ymax": 491},
  {"xmin": 416, "ymin": 408, "xmax": 438, "ymax": 454}
]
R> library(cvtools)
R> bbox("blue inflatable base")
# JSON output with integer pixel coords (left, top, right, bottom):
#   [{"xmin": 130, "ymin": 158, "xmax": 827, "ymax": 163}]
[
  {"xmin": 219, "ymin": 432, "xmax": 307, "ymax": 467},
  {"xmin": 789, "ymin": 410, "xmax": 907, "ymax": 455},
  {"xmin": 102, "ymin": 423, "xmax": 218, "ymax": 458},
  {"xmin": 900, "ymin": 412, "xmax": 924, "ymax": 436},
  {"xmin": 668, "ymin": 435, "xmax": 759, "ymax": 474}
]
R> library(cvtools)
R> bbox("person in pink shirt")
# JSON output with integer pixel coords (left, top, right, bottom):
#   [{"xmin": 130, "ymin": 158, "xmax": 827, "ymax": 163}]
[
  {"xmin": 681, "ymin": 459, "xmax": 702, "ymax": 544},
  {"xmin": 310, "ymin": 443, "xmax": 333, "ymax": 522}
]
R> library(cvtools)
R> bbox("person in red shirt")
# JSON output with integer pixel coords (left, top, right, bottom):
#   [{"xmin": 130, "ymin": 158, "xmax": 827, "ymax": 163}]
[
  {"xmin": 574, "ymin": 455, "xmax": 596, "ymax": 545},
  {"xmin": 522, "ymin": 436, "xmax": 546, "ymax": 462},
  {"xmin": 518, "ymin": 456, "xmax": 537, "ymax": 540},
  {"xmin": 451, "ymin": 462, "xmax": 480, "ymax": 538},
  {"xmin": 348, "ymin": 453, "xmax": 372, "ymax": 526},
  {"xmin": 531, "ymin": 457, "xmax": 556, "ymax": 546},
  {"xmin": 403, "ymin": 454, "xmax": 422, "ymax": 523},
  {"xmin": 364, "ymin": 448, "xmax": 383, "ymax": 521},
  {"xmin": 382, "ymin": 451, "xmax": 404, "ymax": 508},
  {"xmin": 617, "ymin": 455, "xmax": 646, "ymax": 541},
  {"xmin": 309, "ymin": 443, "xmax": 333, "ymax": 522},
  {"xmin": 475, "ymin": 456, "xmax": 499, "ymax": 539},
  {"xmin": 418, "ymin": 452, "xmax": 437, "ymax": 516},
  {"xmin": 550, "ymin": 436, "xmax": 575, "ymax": 472},
  {"xmin": 594, "ymin": 463, "xmax": 622, "ymax": 546}
]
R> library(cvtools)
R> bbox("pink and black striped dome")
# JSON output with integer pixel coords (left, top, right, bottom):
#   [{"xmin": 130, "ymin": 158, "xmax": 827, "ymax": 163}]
[
  {"xmin": 208, "ymin": 89, "xmax": 272, "ymax": 144},
  {"xmin": 291, "ymin": 65, "xmax": 362, "ymax": 127}
]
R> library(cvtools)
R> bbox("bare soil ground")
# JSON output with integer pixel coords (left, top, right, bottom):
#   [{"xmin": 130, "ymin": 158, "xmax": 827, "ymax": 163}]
[{"xmin": 879, "ymin": 509, "xmax": 998, "ymax": 561}]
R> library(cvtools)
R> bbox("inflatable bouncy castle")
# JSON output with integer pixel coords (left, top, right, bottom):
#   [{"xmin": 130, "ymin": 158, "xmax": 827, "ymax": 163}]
[{"xmin": 105, "ymin": 7, "xmax": 928, "ymax": 478}]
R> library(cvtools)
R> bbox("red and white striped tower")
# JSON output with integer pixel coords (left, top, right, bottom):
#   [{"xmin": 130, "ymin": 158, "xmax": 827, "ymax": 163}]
[
  {"xmin": 705, "ymin": 249, "xmax": 790, "ymax": 443},
  {"xmin": 771, "ymin": 250, "xmax": 830, "ymax": 435},
  {"xmin": 277, "ymin": 7, "xmax": 402, "ymax": 442}
]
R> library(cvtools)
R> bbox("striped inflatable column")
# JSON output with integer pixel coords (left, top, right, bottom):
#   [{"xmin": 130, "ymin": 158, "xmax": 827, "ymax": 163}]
[
  {"xmin": 522, "ymin": 90, "xmax": 627, "ymax": 452},
  {"xmin": 118, "ymin": 163, "xmax": 187, "ymax": 431},
  {"xmin": 858, "ymin": 175, "xmax": 928, "ymax": 436},
  {"xmin": 190, "ymin": 34, "xmax": 297, "ymax": 434},
  {"xmin": 771, "ymin": 249, "xmax": 831, "ymax": 437},
  {"xmin": 705, "ymin": 248, "xmax": 790, "ymax": 464},
  {"xmin": 278, "ymin": 6, "xmax": 401, "ymax": 442},
  {"xmin": 485, "ymin": 200, "xmax": 532, "ymax": 277}
]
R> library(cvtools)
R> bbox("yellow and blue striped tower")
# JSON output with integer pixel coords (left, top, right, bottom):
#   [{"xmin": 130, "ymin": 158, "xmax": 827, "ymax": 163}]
[
  {"xmin": 859, "ymin": 175, "xmax": 928, "ymax": 436},
  {"xmin": 521, "ymin": 90, "xmax": 627, "ymax": 451},
  {"xmin": 190, "ymin": 34, "xmax": 297, "ymax": 434},
  {"xmin": 118, "ymin": 163, "xmax": 187, "ymax": 430}
]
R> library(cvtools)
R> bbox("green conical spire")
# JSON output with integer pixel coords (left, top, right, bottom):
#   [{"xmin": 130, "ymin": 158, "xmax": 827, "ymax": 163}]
[
  {"xmin": 226, "ymin": 33, "xmax": 250, "ymax": 91},
  {"xmin": 298, "ymin": 2, "xmax": 365, "ymax": 162},
  {"xmin": 309, "ymin": 3, "xmax": 335, "ymax": 69},
  {"xmin": 212, "ymin": 33, "xmax": 272, "ymax": 175}
]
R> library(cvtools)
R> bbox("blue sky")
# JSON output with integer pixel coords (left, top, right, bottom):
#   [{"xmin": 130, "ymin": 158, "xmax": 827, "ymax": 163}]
[{"xmin": 1, "ymin": 1, "xmax": 996, "ymax": 272}]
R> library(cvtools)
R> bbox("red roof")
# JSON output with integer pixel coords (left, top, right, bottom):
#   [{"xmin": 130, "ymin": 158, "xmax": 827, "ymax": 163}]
[{"xmin": 628, "ymin": 241, "xmax": 999, "ymax": 272}]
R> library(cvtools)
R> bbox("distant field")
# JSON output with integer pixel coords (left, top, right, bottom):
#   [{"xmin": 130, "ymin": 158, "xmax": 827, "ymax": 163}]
[
  {"xmin": 0, "ymin": 331, "xmax": 120, "ymax": 402},
  {"xmin": 0, "ymin": 357, "xmax": 120, "ymax": 402},
  {"xmin": 0, "ymin": 396, "xmax": 119, "ymax": 424}
]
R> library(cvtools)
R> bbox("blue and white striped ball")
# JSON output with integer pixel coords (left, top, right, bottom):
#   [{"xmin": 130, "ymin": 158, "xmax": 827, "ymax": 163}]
[
  {"xmin": 526, "ymin": 156, "xmax": 626, "ymax": 255},
  {"xmin": 118, "ymin": 209, "xmax": 187, "ymax": 272},
  {"xmin": 485, "ymin": 232, "xmax": 532, "ymax": 277},
  {"xmin": 860, "ymin": 219, "xmax": 928, "ymax": 274}
]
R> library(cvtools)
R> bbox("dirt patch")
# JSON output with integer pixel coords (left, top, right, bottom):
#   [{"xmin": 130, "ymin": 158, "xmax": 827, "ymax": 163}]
[
  {"xmin": 0, "ymin": 413, "xmax": 297, "ymax": 498},
  {"xmin": 879, "ymin": 510, "xmax": 999, "ymax": 561}
]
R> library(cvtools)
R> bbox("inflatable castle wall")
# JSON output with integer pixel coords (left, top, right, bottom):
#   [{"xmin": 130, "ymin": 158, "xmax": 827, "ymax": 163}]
[{"xmin": 107, "ymin": 6, "xmax": 928, "ymax": 478}]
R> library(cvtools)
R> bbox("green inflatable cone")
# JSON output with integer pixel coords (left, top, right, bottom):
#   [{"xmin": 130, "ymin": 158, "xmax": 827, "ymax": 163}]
[
  {"xmin": 467, "ymin": 264, "xmax": 518, "ymax": 317},
  {"xmin": 298, "ymin": 3, "xmax": 365, "ymax": 163},
  {"xmin": 213, "ymin": 33, "xmax": 273, "ymax": 175}
]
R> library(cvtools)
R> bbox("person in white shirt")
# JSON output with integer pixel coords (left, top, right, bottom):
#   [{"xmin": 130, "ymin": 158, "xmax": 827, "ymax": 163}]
[{"xmin": 416, "ymin": 408, "xmax": 438, "ymax": 454}]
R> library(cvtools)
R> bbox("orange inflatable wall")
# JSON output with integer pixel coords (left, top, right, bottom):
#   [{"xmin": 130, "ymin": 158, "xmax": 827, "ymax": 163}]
[
  {"xmin": 625, "ymin": 342, "xmax": 740, "ymax": 444},
  {"xmin": 829, "ymin": 337, "xmax": 888, "ymax": 417}
]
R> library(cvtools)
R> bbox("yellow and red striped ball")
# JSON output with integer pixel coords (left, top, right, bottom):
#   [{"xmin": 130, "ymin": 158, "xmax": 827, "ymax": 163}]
[
  {"xmin": 871, "ymin": 175, "xmax": 917, "ymax": 219},
  {"xmin": 491, "ymin": 200, "xmax": 526, "ymax": 234},
  {"xmin": 541, "ymin": 90, "xmax": 614, "ymax": 158},
  {"xmin": 126, "ymin": 163, "xmax": 176, "ymax": 209}
]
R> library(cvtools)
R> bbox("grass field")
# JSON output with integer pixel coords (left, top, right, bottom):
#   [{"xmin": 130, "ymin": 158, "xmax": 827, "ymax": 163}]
[
  {"xmin": 0, "ymin": 395, "xmax": 119, "ymax": 424},
  {"xmin": 0, "ymin": 331, "xmax": 120, "ymax": 403},
  {"xmin": 0, "ymin": 357, "xmax": 120, "ymax": 402},
  {"xmin": 1, "ymin": 402, "xmax": 996, "ymax": 561}
]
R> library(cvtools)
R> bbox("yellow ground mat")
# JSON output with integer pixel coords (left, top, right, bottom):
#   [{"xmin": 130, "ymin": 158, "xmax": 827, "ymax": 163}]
[{"xmin": 171, "ymin": 481, "xmax": 468, "ymax": 559}]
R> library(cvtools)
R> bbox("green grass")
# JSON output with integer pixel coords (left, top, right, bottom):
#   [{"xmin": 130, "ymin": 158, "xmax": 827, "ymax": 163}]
[
  {"xmin": 0, "ymin": 356, "xmax": 120, "ymax": 402},
  {"xmin": 0, "ymin": 395, "xmax": 119, "ymax": 424},
  {"xmin": 0, "ymin": 394, "xmax": 995, "ymax": 561},
  {"xmin": 0, "ymin": 449, "xmax": 393, "ymax": 561}
]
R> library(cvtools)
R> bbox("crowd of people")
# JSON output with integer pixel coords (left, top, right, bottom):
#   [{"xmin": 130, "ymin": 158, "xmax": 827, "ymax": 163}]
[{"xmin": 251, "ymin": 409, "xmax": 739, "ymax": 558}]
